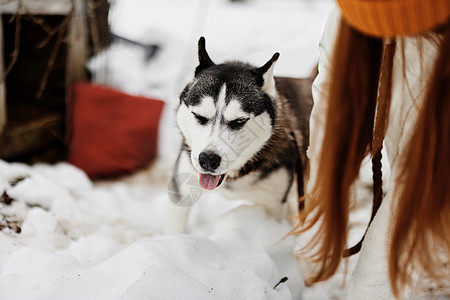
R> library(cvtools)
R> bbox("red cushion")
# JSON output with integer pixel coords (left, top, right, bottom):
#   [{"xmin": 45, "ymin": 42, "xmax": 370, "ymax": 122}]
[{"xmin": 68, "ymin": 83, "xmax": 164, "ymax": 178}]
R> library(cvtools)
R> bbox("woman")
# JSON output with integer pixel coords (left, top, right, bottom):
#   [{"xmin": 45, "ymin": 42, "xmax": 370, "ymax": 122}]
[{"xmin": 294, "ymin": 0, "xmax": 449, "ymax": 298}]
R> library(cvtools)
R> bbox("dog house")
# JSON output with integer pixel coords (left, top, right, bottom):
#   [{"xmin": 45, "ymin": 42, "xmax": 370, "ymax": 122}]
[{"xmin": 0, "ymin": 0, "xmax": 108, "ymax": 163}]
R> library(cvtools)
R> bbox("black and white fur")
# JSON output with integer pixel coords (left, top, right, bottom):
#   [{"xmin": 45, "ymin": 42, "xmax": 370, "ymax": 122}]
[{"xmin": 166, "ymin": 37, "xmax": 313, "ymax": 233}]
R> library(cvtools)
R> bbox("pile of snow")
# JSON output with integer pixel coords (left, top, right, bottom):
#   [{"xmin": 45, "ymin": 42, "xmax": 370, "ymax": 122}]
[{"xmin": 0, "ymin": 161, "xmax": 302, "ymax": 299}]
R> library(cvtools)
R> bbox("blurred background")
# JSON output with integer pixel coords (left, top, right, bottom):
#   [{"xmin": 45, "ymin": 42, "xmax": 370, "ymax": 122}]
[{"xmin": 0, "ymin": 0, "xmax": 332, "ymax": 176}]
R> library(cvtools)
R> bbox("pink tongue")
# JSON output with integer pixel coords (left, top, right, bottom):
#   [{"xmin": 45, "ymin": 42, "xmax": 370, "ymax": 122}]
[{"xmin": 199, "ymin": 173, "xmax": 221, "ymax": 190}]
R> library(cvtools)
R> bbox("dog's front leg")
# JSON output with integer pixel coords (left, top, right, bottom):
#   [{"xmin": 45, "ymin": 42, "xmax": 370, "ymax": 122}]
[
  {"xmin": 165, "ymin": 149, "xmax": 198, "ymax": 234},
  {"xmin": 164, "ymin": 202, "xmax": 191, "ymax": 234}
]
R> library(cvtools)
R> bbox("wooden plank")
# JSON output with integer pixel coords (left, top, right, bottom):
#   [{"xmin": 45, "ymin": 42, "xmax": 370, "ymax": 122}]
[
  {"xmin": 66, "ymin": 0, "xmax": 87, "ymax": 83},
  {"xmin": 0, "ymin": 16, "xmax": 6, "ymax": 134},
  {"xmin": 65, "ymin": 0, "xmax": 88, "ymax": 143},
  {"xmin": 0, "ymin": 0, "xmax": 72, "ymax": 15}
]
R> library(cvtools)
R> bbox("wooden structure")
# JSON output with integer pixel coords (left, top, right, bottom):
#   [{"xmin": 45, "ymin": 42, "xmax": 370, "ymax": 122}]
[{"xmin": 0, "ymin": 0, "xmax": 108, "ymax": 163}]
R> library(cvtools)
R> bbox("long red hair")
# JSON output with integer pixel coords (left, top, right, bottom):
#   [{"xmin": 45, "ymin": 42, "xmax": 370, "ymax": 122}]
[
  {"xmin": 389, "ymin": 20, "xmax": 450, "ymax": 295},
  {"xmin": 292, "ymin": 17, "xmax": 450, "ymax": 296}
]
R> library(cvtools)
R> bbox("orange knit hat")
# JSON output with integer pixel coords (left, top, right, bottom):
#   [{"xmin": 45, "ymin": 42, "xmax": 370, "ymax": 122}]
[{"xmin": 336, "ymin": 0, "xmax": 450, "ymax": 37}]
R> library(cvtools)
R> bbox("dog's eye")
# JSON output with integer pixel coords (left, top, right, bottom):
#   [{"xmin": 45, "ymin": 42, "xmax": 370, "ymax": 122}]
[
  {"xmin": 192, "ymin": 113, "xmax": 209, "ymax": 125},
  {"xmin": 228, "ymin": 118, "xmax": 249, "ymax": 130}
]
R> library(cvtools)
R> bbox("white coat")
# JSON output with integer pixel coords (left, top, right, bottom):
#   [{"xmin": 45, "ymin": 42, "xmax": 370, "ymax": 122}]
[{"xmin": 308, "ymin": 5, "xmax": 439, "ymax": 299}]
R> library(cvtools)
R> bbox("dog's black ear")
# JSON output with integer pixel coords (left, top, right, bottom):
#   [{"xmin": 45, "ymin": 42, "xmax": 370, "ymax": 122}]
[
  {"xmin": 195, "ymin": 37, "xmax": 215, "ymax": 76},
  {"xmin": 254, "ymin": 52, "xmax": 279, "ymax": 97},
  {"xmin": 255, "ymin": 52, "xmax": 279, "ymax": 77}
]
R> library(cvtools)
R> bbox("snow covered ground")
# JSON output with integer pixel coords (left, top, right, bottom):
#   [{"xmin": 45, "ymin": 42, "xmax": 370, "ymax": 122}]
[
  {"xmin": 0, "ymin": 0, "xmax": 385, "ymax": 299},
  {"xmin": 0, "ymin": 160, "xmax": 303, "ymax": 299}
]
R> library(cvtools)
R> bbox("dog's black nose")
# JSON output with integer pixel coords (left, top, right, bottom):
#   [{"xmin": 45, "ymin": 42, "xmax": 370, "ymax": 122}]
[{"xmin": 199, "ymin": 152, "xmax": 221, "ymax": 172}]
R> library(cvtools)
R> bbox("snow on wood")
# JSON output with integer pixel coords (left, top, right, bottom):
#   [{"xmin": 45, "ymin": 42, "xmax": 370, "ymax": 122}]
[{"xmin": 0, "ymin": 0, "xmax": 72, "ymax": 15}]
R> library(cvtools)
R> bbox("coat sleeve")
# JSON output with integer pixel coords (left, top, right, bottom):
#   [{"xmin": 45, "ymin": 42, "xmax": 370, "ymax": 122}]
[
  {"xmin": 307, "ymin": 6, "xmax": 395, "ymax": 299},
  {"xmin": 307, "ymin": 5, "xmax": 340, "ymax": 193}
]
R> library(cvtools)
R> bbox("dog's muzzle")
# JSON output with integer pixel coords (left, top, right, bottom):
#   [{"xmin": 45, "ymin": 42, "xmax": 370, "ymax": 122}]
[
  {"xmin": 198, "ymin": 151, "xmax": 225, "ymax": 190},
  {"xmin": 198, "ymin": 152, "xmax": 221, "ymax": 172}
]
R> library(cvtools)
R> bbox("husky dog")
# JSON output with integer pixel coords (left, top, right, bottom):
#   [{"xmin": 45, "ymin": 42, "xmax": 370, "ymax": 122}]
[{"xmin": 166, "ymin": 37, "xmax": 313, "ymax": 233}]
